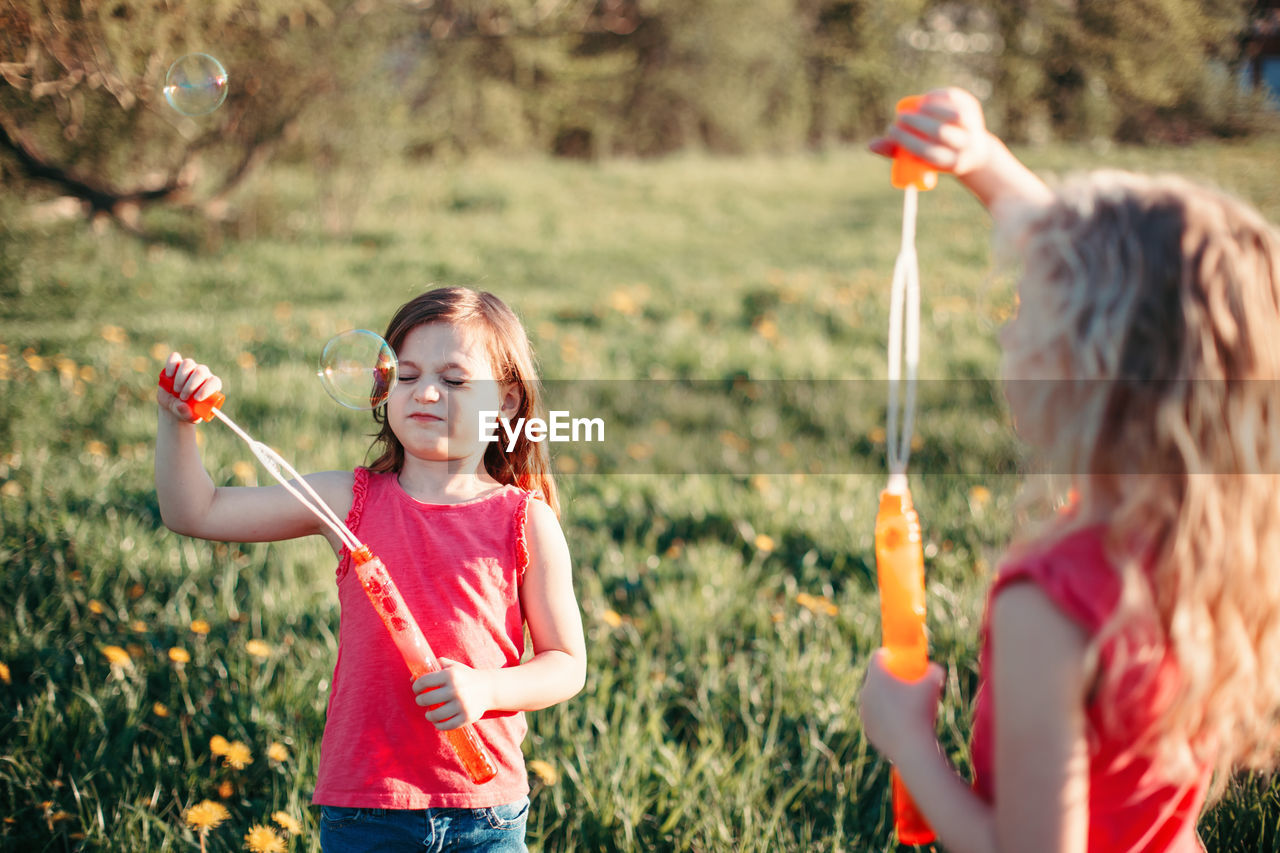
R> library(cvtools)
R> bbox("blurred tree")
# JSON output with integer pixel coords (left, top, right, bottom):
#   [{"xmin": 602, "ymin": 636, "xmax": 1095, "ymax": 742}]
[
  {"xmin": 0, "ymin": 0, "xmax": 396, "ymax": 233},
  {"xmin": 972, "ymin": 0, "xmax": 1271, "ymax": 142},
  {"xmin": 399, "ymin": 0, "xmax": 927, "ymax": 157},
  {"xmin": 2, "ymin": 0, "xmax": 1273, "ymax": 237}
]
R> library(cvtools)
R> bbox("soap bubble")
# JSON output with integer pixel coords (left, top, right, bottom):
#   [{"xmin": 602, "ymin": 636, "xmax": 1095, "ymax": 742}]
[
  {"xmin": 163, "ymin": 54, "xmax": 228, "ymax": 116},
  {"xmin": 318, "ymin": 330, "xmax": 397, "ymax": 410}
]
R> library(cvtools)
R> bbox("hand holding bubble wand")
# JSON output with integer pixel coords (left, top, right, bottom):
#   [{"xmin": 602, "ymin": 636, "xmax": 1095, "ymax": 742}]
[
  {"xmin": 873, "ymin": 95, "xmax": 938, "ymax": 846},
  {"xmin": 158, "ymin": 330, "xmax": 498, "ymax": 785}
]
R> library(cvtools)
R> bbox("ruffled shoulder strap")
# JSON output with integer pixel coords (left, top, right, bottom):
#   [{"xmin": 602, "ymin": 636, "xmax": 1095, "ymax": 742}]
[
  {"xmin": 335, "ymin": 467, "xmax": 372, "ymax": 583},
  {"xmin": 991, "ymin": 526, "xmax": 1120, "ymax": 637},
  {"xmin": 513, "ymin": 490, "xmax": 539, "ymax": 584}
]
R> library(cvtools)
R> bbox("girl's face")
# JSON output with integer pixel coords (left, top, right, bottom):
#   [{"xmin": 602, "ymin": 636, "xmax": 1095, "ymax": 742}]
[{"xmin": 386, "ymin": 322, "xmax": 519, "ymax": 466}]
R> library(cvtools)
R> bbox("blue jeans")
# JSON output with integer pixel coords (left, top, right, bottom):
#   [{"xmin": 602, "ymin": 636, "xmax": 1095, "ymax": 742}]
[{"xmin": 319, "ymin": 798, "xmax": 529, "ymax": 852}]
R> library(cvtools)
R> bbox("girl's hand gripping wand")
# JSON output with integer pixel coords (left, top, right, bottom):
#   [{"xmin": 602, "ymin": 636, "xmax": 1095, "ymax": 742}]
[
  {"xmin": 158, "ymin": 369, "xmax": 499, "ymax": 785},
  {"xmin": 874, "ymin": 94, "xmax": 937, "ymax": 846}
]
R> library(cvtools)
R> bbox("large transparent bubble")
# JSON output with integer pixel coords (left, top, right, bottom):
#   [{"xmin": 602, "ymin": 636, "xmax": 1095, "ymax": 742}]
[
  {"xmin": 318, "ymin": 330, "xmax": 397, "ymax": 410},
  {"xmin": 163, "ymin": 54, "xmax": 229, "ymax": 116}
]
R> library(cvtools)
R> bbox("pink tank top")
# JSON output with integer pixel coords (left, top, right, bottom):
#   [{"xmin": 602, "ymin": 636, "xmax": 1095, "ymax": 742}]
[
  {"xmin": 312, "ymin": 468, "xmax": 533, "ymax": 808},
  {"xmin": 969, "ymin": 527, "xmax": 1209, "ymax": 852}
]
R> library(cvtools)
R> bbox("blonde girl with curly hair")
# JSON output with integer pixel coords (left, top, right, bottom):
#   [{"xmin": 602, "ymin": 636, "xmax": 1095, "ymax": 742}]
[{"xmin": 859, "ymin": 89, "xmax": 1280, "ymax": 853}]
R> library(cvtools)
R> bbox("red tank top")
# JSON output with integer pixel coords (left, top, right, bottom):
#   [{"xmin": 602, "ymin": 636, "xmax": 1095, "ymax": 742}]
[
  {"xmin": 312, "ymin": 468, "xmax": 533, "ymax": 808},
  {"xmin": 969, "ymin": 526, "xmax": 1209, "ymax": 851}
]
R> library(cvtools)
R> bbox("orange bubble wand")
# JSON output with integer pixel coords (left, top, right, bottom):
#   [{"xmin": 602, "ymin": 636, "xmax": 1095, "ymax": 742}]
[
  {"xmin": 158, "ymin": 362, "xmax": 498, "ymax": 785},
  {"xmin": 874, "ymin": 95, "xmax": 937, "ymax": 845}
]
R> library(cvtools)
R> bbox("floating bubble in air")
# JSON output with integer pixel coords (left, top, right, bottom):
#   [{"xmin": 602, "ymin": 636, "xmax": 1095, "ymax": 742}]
[
  {"xmin": 163, "ymin": 54, "xmax": 228, "ymax": 116},
  {"xmin": 318, "ymin": 330, "xmax": 397, "ymax": 410}
]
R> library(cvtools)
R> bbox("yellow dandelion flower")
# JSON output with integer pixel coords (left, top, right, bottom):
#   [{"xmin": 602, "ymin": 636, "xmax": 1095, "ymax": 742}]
[
  {"xmin": 128, "ymin": 583, "xmax": 145, "ymax": 600},
  {"xmin": 528, "ymin": 759, "xmax": 559, "ymax": 786},
  {"xmin": 968, "ymin": 485, "xmax": 992, "ymax": 510},
  {"xmin": 223, "ymin": 741, "xmax": 253, "ymax": 770},
  {"xmin": 754, "ymin": 533, "xmax": 776, "ymax": 553},
  {"xmin": 129, "ymin": 619, "xmax": 147, "ymax": 633},
  {"xmin": 796, "ymin": 592, "xmax": 838, "ymax": 617},
  {"xmin": 85, "ymin": 440, "xmax": 108, "ymax": 458},
  {"xmin": 183, "ymin": 799, "xmax": 230, "ymax": 831},
  {"xmin": 210, "ymin": 735, "xmax": 231, "ymax": 756},
  {"xmin": 0, "ymin": 481, "xmax": 21, "ymax": 499},
  {"xmin": 100, "ymin": 645, "xmax": 132, "ymax": 667},
  {"xmin": 266, "ymin": 742, "xmax": 289, "ymax": 763},
  {"xmin": 271, "ymin": 811, "xmax": 302, "ymax": 835},
  {"xmin": 607, "ymin": 289, "xmax": 640, "ymax": 317},
  {"xmin": 232, "ymin": 461, "xmax": 256, "ymax": 484},
  {"xmin": 23, "ymin": 350, "xmax": 45, "ymax": 372},
  {"xmin": 152, "ymin": 702, "xmax": 170, "ymax": 717},
  {"xmin": 168, "ymin": 647, "xmax": 191, "ymax": 664},
  {"xmin": 150, "ymin": 343, "xmax": 170, "ymax": 362},
  {"xmin": 87, "ymin": 600, "xmax": 105, "ymax": 615},
  {"xmin": 217, "ymin": 780, "xmax": 235, "ymax": 799},
  {"xmin": 190, "ymin": 619, "xmax": 211, "ymax": 635},
  {"xmin": 0, "ymin": 661, "xmax": 10, "ymax": 684},
  {"xmin": 100, "ymin": 325, "xmax": 127, "ymax": 344},
  {"xmin": 625, "ymin": 442, "xmax": 653, "ymax": 461},
  {"xmin": 245, "ymin": 639, "xmax": 271, "ymax": 659},
  {"xmin": 600, "ymin": 609, "xmax": 623, "ymax": 629},
  {"xmin": 236, "ymin": 351, "xmax": 257, "ymax": 370},
  {"xmin": 244, "ymin": 824, "xmax": 286, "ymax": 853},
  {"xmin": 79, "ymin": 364, "xmax": 97, "ymax": 382}
]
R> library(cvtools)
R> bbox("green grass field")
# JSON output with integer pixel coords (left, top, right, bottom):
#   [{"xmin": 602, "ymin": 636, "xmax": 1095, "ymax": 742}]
[{"xmin": 4, "ymin": 142, "xmax": 1280, "ymax": 851}]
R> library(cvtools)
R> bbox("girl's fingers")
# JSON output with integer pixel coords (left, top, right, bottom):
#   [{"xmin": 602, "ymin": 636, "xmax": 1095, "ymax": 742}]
[
  {"xmin": 426, "ymin": 701, "xmax": 461, "ymax": 726},
  {"xmin": 173, "ymin": 359, "xmax": 221, "ymax": 402},
  {"xmin": 887, "ymin": 125, "xmax": 957, "ymax": 170},
  {"xmin": 868, "ymin": 136, "xmax": 898, "ymax": 159}
]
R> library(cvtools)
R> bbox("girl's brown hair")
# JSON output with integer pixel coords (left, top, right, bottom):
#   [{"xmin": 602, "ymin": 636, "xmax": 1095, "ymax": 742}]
[
  {"xmin": 366, "ymin": 287, "xmax": 560, "ymax": 516},
  {"xmin": 1001, "ymin": 171, "xmax": 1280, "ymax": 799}
]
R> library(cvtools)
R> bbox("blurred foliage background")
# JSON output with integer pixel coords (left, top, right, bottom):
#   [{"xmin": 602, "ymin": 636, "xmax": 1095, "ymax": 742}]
[{"xmin": 1, "ymin": 0, "xmax": 1278, "ymax": 237}]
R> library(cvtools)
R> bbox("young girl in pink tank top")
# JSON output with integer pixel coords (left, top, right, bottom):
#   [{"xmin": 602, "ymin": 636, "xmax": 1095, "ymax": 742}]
[
  {"xmin": 156, "ymin": 287, "xmax": 586, "ymax": 851},
  {"xmin": 859, "ymin": 89, "xmax": 1280, "ymax": 852}
]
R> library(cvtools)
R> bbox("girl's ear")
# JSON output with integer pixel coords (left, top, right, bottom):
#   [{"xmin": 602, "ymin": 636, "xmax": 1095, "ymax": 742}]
[{"xmin": 499, "ymin": 382, "xmax": 523, "ymax": 420}]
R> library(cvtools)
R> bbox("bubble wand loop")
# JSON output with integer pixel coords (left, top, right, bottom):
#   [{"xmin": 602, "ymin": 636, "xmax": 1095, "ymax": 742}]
[
  {"xmin": 875, "ymin": 95, "xmax": 938, "ymax": 846},
  {"xmin": 158, "ymin": 368, "xmax": 499, "ymax": 785}
]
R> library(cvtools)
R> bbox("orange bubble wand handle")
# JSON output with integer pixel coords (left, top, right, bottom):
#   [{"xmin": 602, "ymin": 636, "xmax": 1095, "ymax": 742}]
[
  {"xmin": 158, "ymin": 368, "xmax": 225, "ymax": 422},
  {"xmin": 157, "ymin": 369, "xmax": 498, "ymax": 785},
  {"xmin": 890, "ymin": 95, "xmax": 939, "ymax": 191},
  {"xmin": 350, "ymin": 548, "xmax": 499, "ymax": 785},
  {"xmin": 874, "ymin": 485, "xmax": 935, "ymax": 845}
]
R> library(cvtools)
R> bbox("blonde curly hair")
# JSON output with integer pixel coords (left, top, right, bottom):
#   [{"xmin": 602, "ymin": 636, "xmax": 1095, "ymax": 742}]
[{"xmin": 1000, "ymin": 170, "xmax": 1280, "ymax": 800}]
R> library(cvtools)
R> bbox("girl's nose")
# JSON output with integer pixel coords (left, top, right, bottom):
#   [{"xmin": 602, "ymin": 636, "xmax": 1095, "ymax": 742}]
[{"xmin": 415, "ymin": 381, "xmax": 441, "ymax": 403}]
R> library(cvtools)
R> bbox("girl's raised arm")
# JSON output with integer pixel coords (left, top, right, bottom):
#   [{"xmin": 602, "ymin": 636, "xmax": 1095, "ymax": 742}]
[
  {"xmin": 155, "ymin": 352, "xmax": 354, "ymax": 552},
  {"xmin": 871, "ymin": 88, "xmax": 1054, "ymax": 223}
]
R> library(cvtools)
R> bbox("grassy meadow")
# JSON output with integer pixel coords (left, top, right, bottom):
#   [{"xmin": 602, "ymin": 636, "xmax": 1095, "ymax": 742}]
[{"xmin": 4, "ymin": 141, "xmax": 1280, "ymax": 851}]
